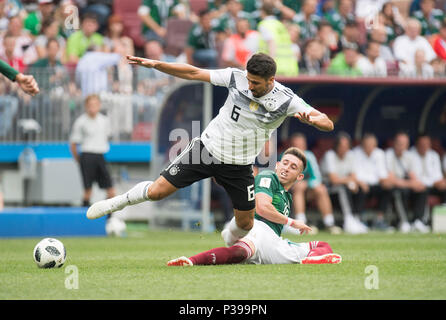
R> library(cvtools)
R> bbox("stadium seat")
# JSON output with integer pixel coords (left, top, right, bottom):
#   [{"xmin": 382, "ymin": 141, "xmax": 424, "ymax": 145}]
[
  {"xmin": 113, "ymin": 0, "xmax": 146, "ymax": 49},
  {"xmin": 165, "ymin": 18, "xmax": 194, "ymax": 57},
  {"xmin": 386, "ymin": 61, "xmax": 400, "ymax": 77},
  {"xmin": 189, "ymin": 0, "xmax": 209, "ymax": 15},
  {"xmin": 431, "ymin": 138, "xmax": 445, "ymax": 158},
  {"xmin": 131, "ymin": 122, "xmax": 152, "ymax": 141},
  {"xmin": 357, "ymin": 19, "xmax": 368, "ymax": 46},
  {"xmin": 311, "ymin": 138, "xmax": 334, "ymax": 162}
]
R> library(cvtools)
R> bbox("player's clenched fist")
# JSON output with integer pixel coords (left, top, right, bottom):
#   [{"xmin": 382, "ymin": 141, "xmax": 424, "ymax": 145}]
[{"xmin": 15, "ymin": 73, "xmax": 39, "ymax": 96}]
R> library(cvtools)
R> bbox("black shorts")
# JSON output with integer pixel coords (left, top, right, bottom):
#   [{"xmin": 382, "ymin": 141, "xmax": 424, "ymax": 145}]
[
  {"xmin": 79, "ymin": 153, "xmax": 113, "ymax": 190},
  {"xmin": 161, "ymin": 137, "xmax": 255, "ymax": 211}
]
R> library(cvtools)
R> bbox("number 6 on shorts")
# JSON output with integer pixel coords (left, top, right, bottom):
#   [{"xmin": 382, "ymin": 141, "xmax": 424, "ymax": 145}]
[{"xmin": 247, "ymin": 184, "xmax": 255, "ymax": 201}]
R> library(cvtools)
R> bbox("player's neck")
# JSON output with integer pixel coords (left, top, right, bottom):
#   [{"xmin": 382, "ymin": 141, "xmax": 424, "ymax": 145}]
[
  {"xmin": 257, "ymin": 83, "xmax": 274, "ymax": 98},
  {"xmin": 281, "ymin": 181, "xmax": 294, "ymax": 191}
]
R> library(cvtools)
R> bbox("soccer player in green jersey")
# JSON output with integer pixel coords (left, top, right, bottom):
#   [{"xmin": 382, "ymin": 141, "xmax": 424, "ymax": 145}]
[
  {"xmin": 0, "ymin": 60, "xmax": 40, "ymax": 96},
  {"xmin": 167, "ymin": 147, "xmax": 342, "ymax": 266}
]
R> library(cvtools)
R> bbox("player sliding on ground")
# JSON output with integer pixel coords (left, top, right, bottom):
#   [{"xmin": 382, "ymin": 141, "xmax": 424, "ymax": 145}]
[
  {"xmin": 86, "ymin": 53, "xmax": 334, "ymax": 247},
  {"xmin": 168, "ymin": 147, "xmax": 342, "ymax": 266}
]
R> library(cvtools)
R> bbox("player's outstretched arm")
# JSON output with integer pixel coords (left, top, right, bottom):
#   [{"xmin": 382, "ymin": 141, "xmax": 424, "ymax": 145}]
[
  {"xmin": 126, "ymin": 55, "xmax": 210, "ymax": 83},
  {"xmin": 1, "ymin": 60, "xmax": 40, "ymax": 96},
  {"xmin": 295, "ymin": 110, "xmax": 334, "ymax": 132},
  {"xmin": 256, "ymin": 193, "xmax": 312, "ymax": 234}
]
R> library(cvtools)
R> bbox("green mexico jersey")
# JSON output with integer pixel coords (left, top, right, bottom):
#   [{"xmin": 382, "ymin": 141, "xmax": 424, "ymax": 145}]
[
  {"xmin": 140, "ymin": 0, "xmax": 179, "ymax": 34},
  {"xmin": 292, "ymin": 13, "xmax": 321, "ymax": 42},
  {"xmin": 254, "ymin": 170, "xmax": 292, "ymax": 237},
  {"xmin": 413, "ymin": 9, "xmax": 445, "ymax": 36},
  {"xmin": 24, "ymin": 11, "xmax": 41, "ymax": 36}
]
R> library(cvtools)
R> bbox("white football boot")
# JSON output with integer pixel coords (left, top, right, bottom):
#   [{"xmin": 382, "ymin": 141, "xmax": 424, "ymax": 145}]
[{"xmin": 86, "ymin": 196, "xmax": 126, "ymax": 219}]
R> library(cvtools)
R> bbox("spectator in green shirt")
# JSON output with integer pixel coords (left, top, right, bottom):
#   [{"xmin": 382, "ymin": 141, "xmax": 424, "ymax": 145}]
[
  {"xmin": 137, "ymin": 0, "xmax": 182, "ymax": 43},
  {"xmin": 29, "ymin": 38, "xmax": 66, "ymax": 91},
  {"xmin": 412, "ymin": 0, "xmax": 445, "ymax": 36},
  {"xmin": 214, "ymin": 0, "xmax": 257, "ymax": 33},
  {"xmin": 34, "ymin": 18, "xmax": 66, "ymax": 63},
  {"xmin": 324, "ymin": 0, "xmax": 355, "ymax": 35},
  {"xmin": 66, "ymin": 12, "xmax": 104, "ymax": 64},
  {"xmin": 380, "ymin": 2, "xmax": 405, "ymax": 44},
  {"xmin": 185, "ymin": 9, "xmax": 219, "ymax": 68},
  {"xmin": 327, "ymin": 42, "xmax": 362, "ymax": 76},
  {"xmin": 239, "ymin": 0, "xmax": 260, "ymax": 13},
  {"xmin": 24, "ymin": 0, "xmax": 55, "ymax": 36},
  {"xmin": 292, "ymin": 0, "xmax": 321, "ymax": 44},
  {"xmin": 272, "ymin": 0, "xmax": 302, "ymax": 21},
  {"xmin": 208, "ymin": 0, "xmax": 228, "ymax": 14}
]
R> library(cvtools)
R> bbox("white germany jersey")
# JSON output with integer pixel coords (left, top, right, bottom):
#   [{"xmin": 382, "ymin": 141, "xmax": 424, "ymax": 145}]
[{"xmin": 201, "ymin": 68, "xmax": 314, "ymax": 165}]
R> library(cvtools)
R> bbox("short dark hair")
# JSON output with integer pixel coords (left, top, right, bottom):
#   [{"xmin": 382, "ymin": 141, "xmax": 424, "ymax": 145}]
[
  {"xmin": 198, "ymin": 8, "xmax": 211, "ymax": 18},
  {"xmin": 85, "ymin": 94, "xmax": 101, "ymax": 104},
  {"xmin": 416, "ymin": 132, "xmax": 431, "ymax": 142},
  {"xmin": 283, "ymin": 147, "xmax": 307, "ymax": 172},
  {"xmin": 367, "ymin": 40, "xmax": 381, "ymax": 49},
  {"xmin": 46, "ymin": 37, "xmax": 59, "ymax": 49},
  {"xmin": 40, "ymin": 17, "xmax": 56, "ymax": 33},
  {"xmin": 82, "ymin": 12, "xmax": 98, "ymax": 22},
  {"xmin": 345, "ymin": 19, "xmax": 358, "ymax": 28},
  {"xmin": 394, "ymin": 130, "xmax": 409, "ymax": 138},
  {"xmin": 362, "ymin": 132, "xmax": 377, "ymax": 141},
  {"xmin": 318, "ymin": 19, "xmax": 332, "ymax": 31},
  {"xmin": 261, "ymin": 2, "xmax": 275, "ymax": 16},
  {"xmin": 246, "ymin": 53, "xmax": 277, "ymax": 79},
  {"xmin": 334, "ymin": 131, "xmax": 352, "ymax": 150}
]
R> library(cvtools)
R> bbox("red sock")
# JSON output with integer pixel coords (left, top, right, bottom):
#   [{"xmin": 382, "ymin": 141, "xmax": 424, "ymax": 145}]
[
  {"xmin": 307, "ymin": 241, "xmax": 333, "ymax": 257},
  {"xmin": 189, "ymin": 244, "xmax": 250, "ymax": 265}
]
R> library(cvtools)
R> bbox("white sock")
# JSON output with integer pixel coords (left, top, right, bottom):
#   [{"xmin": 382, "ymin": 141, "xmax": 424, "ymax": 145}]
[
  {"xmin": 323, "ymin": 214, "xmax": 335, "ymax": 227},
  {"xmin": 228, "ymin": 217, "xmax": 250, "ymax": 239},
  {"xmin": 112, "ymin": 181, "xmax": 153, "ymax": 210},
  {"xmin": 296, "ymin": 213, "xmax": 307, "ymax": 223}
]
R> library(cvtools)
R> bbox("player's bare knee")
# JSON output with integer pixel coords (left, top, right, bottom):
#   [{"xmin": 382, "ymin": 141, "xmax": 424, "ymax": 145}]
[
  {"xmin": 147, "ymin": 185, "xmax": 163, "ymax": 201},
  {"xmin": 234, "ymin": 211, "xmax": 254, "ymax": 230}
]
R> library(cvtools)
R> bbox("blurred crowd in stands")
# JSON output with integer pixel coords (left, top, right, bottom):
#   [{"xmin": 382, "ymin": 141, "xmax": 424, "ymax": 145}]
[
  {"xmin": 1, "ymin": 0, "xmax": 446, "ymax": 87},
  {"xmin": 1, "ymin": 0, "xmax": 444, "ymax": 138},
  {"xmin": 0, "ymin": 0, "xmax": 446, "ymax": 119}
]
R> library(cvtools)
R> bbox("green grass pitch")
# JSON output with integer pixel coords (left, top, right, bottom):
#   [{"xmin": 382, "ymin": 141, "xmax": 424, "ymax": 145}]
[{"xmin": 1, "ymin": 225, "xmax": 446, "ymax": 300}]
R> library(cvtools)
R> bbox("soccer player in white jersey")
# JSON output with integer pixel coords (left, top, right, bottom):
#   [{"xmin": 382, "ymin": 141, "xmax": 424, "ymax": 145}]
[
  {"xmin": 86, "ymin": 53, "xmax": 334, "ymax": 246},
  {"xmin": 167, "ymin": 147, "xmax": 342, "ymax": 266}
]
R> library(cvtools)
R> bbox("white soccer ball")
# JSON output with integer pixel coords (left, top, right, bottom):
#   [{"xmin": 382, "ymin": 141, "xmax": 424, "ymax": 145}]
[
  {"xmin": 105, "ymin": 217, "xmax": 127, "ymax": 237},
  {"xmin": 33, "ymin": 238, "xmax": 66, "ymax": 268}
]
